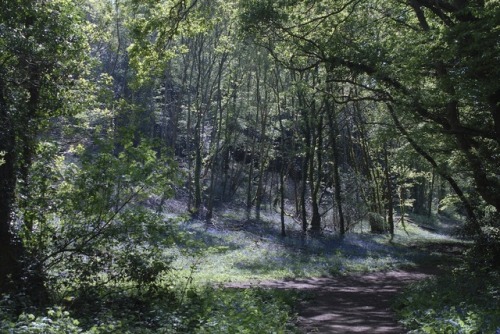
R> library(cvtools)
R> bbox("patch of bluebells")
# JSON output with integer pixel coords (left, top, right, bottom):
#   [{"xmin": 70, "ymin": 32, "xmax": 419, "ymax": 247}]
[{"xmin": 174, "ymin": 212, "xmax": 422, "ymax": 280}]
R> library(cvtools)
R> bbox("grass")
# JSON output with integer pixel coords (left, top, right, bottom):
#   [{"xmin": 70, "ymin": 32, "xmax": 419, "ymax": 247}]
[{"xmin": 168, "ymin": 209, "xmax": 468, "ymax": 285}]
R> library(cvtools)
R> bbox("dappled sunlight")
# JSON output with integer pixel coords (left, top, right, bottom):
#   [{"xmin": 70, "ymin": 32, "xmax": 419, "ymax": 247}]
[
  {"xmin": 1, "ymin": 0, "xmax": 497, "ymax": 333},
  {"xmin": 168, "ymin": 208, "xmax": 466, "ymax": 285},
  {"xmin": 226, "ymin": 268, "xmax": 437, "ymax": 333}
]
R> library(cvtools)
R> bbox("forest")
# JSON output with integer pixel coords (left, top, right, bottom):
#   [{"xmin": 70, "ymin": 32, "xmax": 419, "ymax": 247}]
[{"xmin": 0, "ymin": 0, "xmax": 499, "ymax": 333}]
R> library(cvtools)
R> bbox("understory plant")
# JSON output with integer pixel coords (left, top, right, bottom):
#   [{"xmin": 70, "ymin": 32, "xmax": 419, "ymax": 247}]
[
  {"xmin": 394, "ymin": 268, "xmax": 500, "ymax": 333},
  {"xmin": 0, "ymin": 287, "xmax": 299, "ymax": 333},
  {"xmin": 6, "ymin": 136, "xmax": 179, "ymax": 307},
  {"xmin": 1, "ymin": 137, "xmax": 298, "ymax": 333}
]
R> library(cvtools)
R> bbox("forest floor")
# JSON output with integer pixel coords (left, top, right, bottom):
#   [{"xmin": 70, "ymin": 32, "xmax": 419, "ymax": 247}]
[
  {"xmin": 226, "ymin": 261, "xmax": 444, "ymax": 333},
  {"xmin": 216, "ymin": 216, "xmax": 467, "ymax": 333},
  {"xmin": 167, "ymin": 202, "xmax": 471, "ymax": 333}
]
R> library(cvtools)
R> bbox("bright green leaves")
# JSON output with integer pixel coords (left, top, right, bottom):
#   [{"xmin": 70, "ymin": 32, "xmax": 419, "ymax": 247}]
[
  {"xmin": 0, "ymin": 0, "xmax": 89, "ymax": 102},
  {"xmin": 127, "ymin": 0, "xmax": 212, "ymax": 85},
  {"xmin": 1, "ymin": 0, "xmax": 184, "ymax": 293},
  {"xmin": 14, "ymin": 84, "xmax": 181, "ymax": 291},
  {"xmin": 1, "ymin": 307, "xmax": 83, "ymax": 334},
  {"xmin": 0, "ymin": 0, "xmax": 95, "ymax": 295},
  {"xmin": 195, "ymin": 288, "xmax": 293, "ymax": 333},
  {"xmin": 60, "ymin": 137, "xmax": 178, "ymax": 233},
  {"xmin": 32, "ymin": 137, "xmax": 180, "ymax": 292}
]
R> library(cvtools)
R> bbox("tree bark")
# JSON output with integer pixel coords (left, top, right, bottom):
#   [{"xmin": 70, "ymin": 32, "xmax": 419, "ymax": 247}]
[
  {"xmin": 309, "ymin": 103, "xmax": 322, "ymax": 233},
  {"xmin": 325, "ymin": 67, "xmax": 346, "ymax": 235},
  {"xmin": 0, "ymin": 101, "xmax": 21, "ymax": 292},
  {"xmin": 383, "ymin": 145, "xmax": 394, "ymax": 236}
]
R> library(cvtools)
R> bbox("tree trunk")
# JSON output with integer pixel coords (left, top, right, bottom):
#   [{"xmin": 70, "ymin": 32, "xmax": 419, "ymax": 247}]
[
  {"xmin": 324, "ymin": 71, "xmax": 346, "ymax": 235},
  {"xmin": 206, "ymin": 53, "xmax": 228, "ymax": 221},
  {"xmin": 246, "ymin": 128, "xmax": 257, "ymax": 220},
  {"xmin": 383, "ymin": 145, "xmax": 394, "ymax": 236},
  {"xmin": 329, "ymin": 113, "xmax": 346, "ymax": 236},
  {"xmin": 0, "ymin": 79, "xmax": 48, "ymax": 304},
  {"xmin": 0, "ymin": 132, "xmax": 21, "ymax": 293},
  {"xmin": 309, "ymin": 106, "xmax": 322, "ymax": 233},
  {"xmin": 193, "ymin": 113, "xmax": 203, "ymax": 217},
  {"xmin": 327, "ymin": 98, "xmax": 346, "ymax": 236},
  {"xmin": 427, "ymin": 169, "xmax": 435, "ymax": 217},
  {"xmin": 254, "ymin": 65, "xmax": 270, "ymax": 221},
  {"xmin": 300, "ymin": 150, "xmax": 309, "ymax": 233}
]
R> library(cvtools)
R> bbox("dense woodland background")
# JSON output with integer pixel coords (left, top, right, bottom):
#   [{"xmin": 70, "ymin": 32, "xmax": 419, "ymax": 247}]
[{"xmin": 0, "ymin": 0, "xmax": 499, "ymax": 333}]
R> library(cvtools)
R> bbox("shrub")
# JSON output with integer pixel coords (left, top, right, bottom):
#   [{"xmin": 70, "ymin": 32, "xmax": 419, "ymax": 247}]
[
  {"xmin": 394, "ymin": 269, "xmax": 500, "ymax": 333},
  {"xmin": 0, "ymin": 307, "xmax": 82, "ymax": 334},
  {"xmin": 194, "ymin": 288, "xmax": 297, "ymax": 334},
  {"xmin": 470, "ymin": 213, "xmax": 500, "ymax": 270}
]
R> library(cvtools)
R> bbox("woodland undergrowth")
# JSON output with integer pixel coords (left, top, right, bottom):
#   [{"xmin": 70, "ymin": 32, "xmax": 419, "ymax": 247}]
[{"xmin": 1, "ymin": 206, "xmax": 496, "ymax": 334}]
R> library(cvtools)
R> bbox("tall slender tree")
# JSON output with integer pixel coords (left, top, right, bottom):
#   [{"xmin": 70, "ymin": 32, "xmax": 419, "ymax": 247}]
[{"xmin": 238, "ymin": 0, "xmax": 499, "ymax": 228}]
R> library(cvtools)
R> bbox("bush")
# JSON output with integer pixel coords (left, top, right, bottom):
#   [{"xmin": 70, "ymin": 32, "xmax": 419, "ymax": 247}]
[
  {"xmin": 194, "ymin": 288, "xmax": 297, "ymax": 334},
  {"xmin": 394, "ymin": 269, "xmax": 500, "ymax": 333},
  {"xmin": 1, "ymin": 287, "xmax": 298, "ymax": 334},
  {"xmin": 145, "ymin": 287, "xmax": 298, "ymax": 333},
  {"xmin": 0, "ymin": 307, "xmax": 82, "ymax": 334},
  {"xmin": 470, "ymin": 213, "xmax": 500, "ymax": 270}
]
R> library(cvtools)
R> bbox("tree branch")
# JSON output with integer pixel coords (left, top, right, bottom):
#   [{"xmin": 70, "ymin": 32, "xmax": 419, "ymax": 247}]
[{"xmin": 386, "ymin": 103, "xmax": 479, "ymax": 226}]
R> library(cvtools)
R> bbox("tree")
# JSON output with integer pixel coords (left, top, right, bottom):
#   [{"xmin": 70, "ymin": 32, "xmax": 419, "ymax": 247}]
[
  {"xmin": 238, "ymin": 0, "xmax": 499, "ymax": 229},
  {"xmin": 0, "ymin": 0, "xmax": 89, "ymax": 295}
]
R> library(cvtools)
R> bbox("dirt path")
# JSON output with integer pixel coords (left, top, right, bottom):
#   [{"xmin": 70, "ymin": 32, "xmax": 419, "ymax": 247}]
[{"xmin": 227, "ymin": 267, "xmax": 439, "ymax": 333}]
